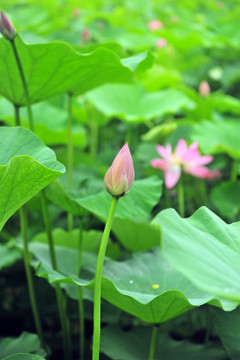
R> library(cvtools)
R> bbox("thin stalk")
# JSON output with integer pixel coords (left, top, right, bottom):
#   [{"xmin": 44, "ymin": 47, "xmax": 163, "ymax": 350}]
[
  {"xmin": 92, "ymin": 196, "xmax": 119, "ymax": 360},
  {"xmin": 88, "ymin": 102, "xmax": 98, "ymax": 158},
  {"xmin": 205, "ymin": 307, "xmax": 212, "ymax": 343},
  {"xmin": 231, "ymin": 159, "xmax": 238, "ymax": 181},
  {"xmin": 178, "ymin": 177, "xmax": 185, "ymax": 217},
  {"xmin": 67, "ymin": 93, "xmax": 74, "ymax": 230},
  {"xmin": 20, "ymin": 205, "xmax": 44, "ymax": 346},
  {"xmin": 78, "ymin": 218, "xmax": 85, "ymax": 360},
  {"xmin": 10, "ymin": 38, "xmax": 34, "ymax": 132},
  {"xmin": 14, "ymin": 104, "xmax": 20, "ymax": 126},
  {"xmin": 149, "ymin": 325, "xmax": 159, "ymax": 360},
  {"xmin": 41, "ymin": 191, "xmax": 72, "ymax": 360}
]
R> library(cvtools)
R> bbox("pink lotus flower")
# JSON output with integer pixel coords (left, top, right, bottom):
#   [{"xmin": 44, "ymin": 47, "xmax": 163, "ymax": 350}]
[
  {"xmin": 199, "ymin": 80, "xmax": 210, "ymax": 96},
  {"xmin": 0, "ymin": 11, "xmax": 16, "ymax": 41},
  {"xmin": 104, "ymin": 143, "xmax": 134, "ymax": 197},
  {"xmin": 156, "ymin": 37, "xmax": 167, "ymax": 48},
  {"xmin": 150, "ymin": 139, "xmax": 220, "ymax": 189},
  {"xmin": 148, "ymin": 20, "xmax": 163, "ymax": 31}
]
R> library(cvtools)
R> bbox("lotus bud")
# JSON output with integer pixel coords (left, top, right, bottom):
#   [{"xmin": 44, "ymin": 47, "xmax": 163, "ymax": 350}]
[
  {"xmin": 199, "ymin": 80, "xmax": 210, "ymax": 96},
  {"xmin": 0, "ymin": 11, "xmax": 16, "ymax": 41},
  {"xmin": 104, "ymin": 143, "xmax": 134, "ymax": 198}
]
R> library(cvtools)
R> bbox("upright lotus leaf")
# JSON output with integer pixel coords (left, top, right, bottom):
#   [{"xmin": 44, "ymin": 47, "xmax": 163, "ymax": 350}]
[
  {"xmin": 0, "ymin": 36, "xmax": 133, "ymax": 105},
  {"xmin": 0, "ymin": 127, "xmax": 65, "ymax": 230},
  {"xmin": 100, "ymin": 325, "xmax": 227, "ymax": 360},
  {"xmin": 0, "ymin": 332, "xmax": 46, "ymax": 359},
  {"xmin": 152, "ymin": 206, "xmax": 240, "ymax": 302},
  {"xmin": 85, "ymin": 84, "xmax": 195, "ymax": 123},
  {"xmin": 33, "ymin": 247, "xmax": 236, "ymax": 324},
  {"xmin": 192, "ymin": 117, "xmax": 240, "ymax": 159}
]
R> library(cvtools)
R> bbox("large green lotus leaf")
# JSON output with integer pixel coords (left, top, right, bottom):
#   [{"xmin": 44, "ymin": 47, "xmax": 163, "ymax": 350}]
[
  {"xmin": 212, "ymin": 307, "xmax": 240, "ymax": 360},
  {"xmin": 192, "ymin": 118, "xmax": 240, "ymax": 159},
  {"xmin": 0, "ymin": 36, "xmax": 133, "ymax": 105},
  {"xmin": 2, "ymin": 355, "xmax": 45, "ymax": 360},
  {"xmin": 210, "ymin": 93, "xmax": 240, "ymax": 115},
  {"xmin": 85, "ymin": 84, "xmax": 195, "ymax": 123},
  {"xmin": 0, "ymin": 98, "xmax": 87, "ymax": 147},
  {"xmin": 0, "ymin": 244, "xmax": 21, "ymax": 270},
  {"xmin": 112, "ymin": 218, "xmax": 160, "ymax": 251},
  {"xmin": 152, "ymin": 206, "xmax": 240, "ymax": 302},
  {"xmin": 33, "ymin": 247, "xmax": 236, "ymax": 324},
  {"xmin": 0, "ymin": 332, "xmax": 46, "ymax": 359},
  {"xmin": 0, "ymin": 127, "xmax": 65, "ymax": 230},
  {"xmin": 211, "ymin": 181, "xmax": 240, "ymax": 219},
  {"xmin": 100, "ymin": 325, "xmax": 227, "ymax": 360},
  {"xmin": 75, "ymin": 177, "xmax": 162, "ymax": 221}
]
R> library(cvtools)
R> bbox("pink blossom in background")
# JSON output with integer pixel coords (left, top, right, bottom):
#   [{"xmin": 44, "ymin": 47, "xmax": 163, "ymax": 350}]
[
  {"xmin": 81, "ymin": 28, "xmax": 91, "ymax": 41},
  {"xmin": 72, "ymin": 8, "xmax": 81, "ymax": 17},
  {"xmin": 156, "ymin": 37, "xmax": 167, "ymax": 48},
  {"xmin": 150, "ymin": 139, "xmax": 220, "ymax": 189},
  {"xmin": 199, "ymin": 81, "xmax": 210, "ymax": 96},
  {"xmin": 104, "ymin": 143, "xmax": 134, "ymax": 198},
  {"xmin": 148, "ymin": 19, "xmax": 163, "ymax": 31}
]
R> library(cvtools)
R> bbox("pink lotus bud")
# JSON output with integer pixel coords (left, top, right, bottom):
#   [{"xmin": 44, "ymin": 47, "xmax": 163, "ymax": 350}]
[
  {"xmin": 199, "ymin": 80, "xmax": 210, "ymax": 96},
  {"xmin": 104, "ymin": 143, "xmax": 134, "ymax": 198},
  {"xmin": 156, "ymin": 37, "xmax": 167, "ymax": 48},
  {"xmin": 0, "ymin": 11, "xmax": 16, "ymax": 41},
  {"xmin": 148, "ymin": 20, "xmax": 163, "ymax": 31}
]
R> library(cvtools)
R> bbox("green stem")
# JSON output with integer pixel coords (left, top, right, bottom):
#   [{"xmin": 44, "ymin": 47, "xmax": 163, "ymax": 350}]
[
  {"xmin": 41, "ymin": 191, "xmax": 72, "ymax": 360},
  {"xmin": 231, "ymin": 159, "xmax": 238, "ymax": 181},
  {"xmin": 178, "ymin": 177, "xmax": 185, "ymax": 217},
  {"xmin": 19, "ymin": 205, "xmax": 44, "ymax": 346},
  {"xmin": 149, "ymin": 325, "xmax": 159, "ymax": 360},
  {"xmin": 14, "ymin": 104, "xmax": 20, "ymax": 126},
  {"xmin": 67, "ymin": 93, "xmax": 74, "ymax": 230},
  {"xmin": 92, "ymin": 196, "xmax": 119, "ymax": 360},
  {"xmin": 10, "ymin": 38, "xmax": 35, "ymax": 132},
  {"xmin": 88, "ymin": 102, "xmax": 98, "ymax": 158},
  {"xmin": 78, "ymin": 219, "xmax": 85, "ymax": 360}
]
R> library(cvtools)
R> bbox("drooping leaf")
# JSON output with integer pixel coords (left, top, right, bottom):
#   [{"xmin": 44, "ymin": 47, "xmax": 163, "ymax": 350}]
[
  {"xmin": 152, "ymin": 206, "xmax": 240, "ymax": 302},
  {"xmin": 0, "ymin": 332, "xmax": 46, "ymax": 359},
  {"xmin": 85, "ymin": 84, "xmax": 195, "ymax": 122},
  {"xmin": 2, "ymin": 355, "xmax": 45, "ymax": 360},
  {"xmin": 121, "ymin": 51, "xmax": 154, "ymax": 72},
  {"xmin": 33, "ymin": 247, "xmax": 236, "ymax": 324},
  {"xmin": 100, "ymin": 325, "xmax": 227, "ymax": 360},
  {"xmin": 0, "ymin": 127, "xmax": 65, "ymax": 230}
]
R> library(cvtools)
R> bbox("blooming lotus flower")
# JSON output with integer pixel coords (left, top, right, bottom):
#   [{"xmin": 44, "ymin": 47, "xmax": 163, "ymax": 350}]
[
  {"xmin": 199, "ymin": 80, "xmax": 210, "ymax": 96},
  {"xmin": 148, "ymin": 20, "xmax": 163, "ymax": 31},
  {"xmin": 0, "ymin": 11, "xmax": 16, "ymax": 41},
  {"xmin": 156, "ymin": 38, "xmax": 167, "ymax": 48},
  {"xmin": 150, "ymin": 139, "xmax": 220, "ymax": 189},
  {"xmin": 104, "ymin": 143, "xmax": 134, "ymax": 197}
]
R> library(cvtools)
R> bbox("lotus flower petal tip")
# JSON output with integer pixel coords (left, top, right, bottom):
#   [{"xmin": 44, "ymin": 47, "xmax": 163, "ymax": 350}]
[{"xmin": 104, "ymin": 143, "xmax": 134, "ymax": 198}]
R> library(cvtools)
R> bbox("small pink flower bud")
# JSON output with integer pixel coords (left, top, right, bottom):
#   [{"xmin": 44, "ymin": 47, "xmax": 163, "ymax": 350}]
[
  {"xmin": 104, "ymin": 143, "xmax": 134, "ymax": 198},
  {"xmin": 199, "ymin": 80, "xmax": 210, "ymax": 96},
  {"xmin": 0, "ymin": 11, "xmax": 16, "ymax": 41}
]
